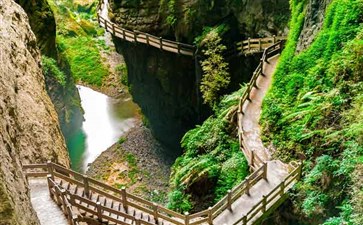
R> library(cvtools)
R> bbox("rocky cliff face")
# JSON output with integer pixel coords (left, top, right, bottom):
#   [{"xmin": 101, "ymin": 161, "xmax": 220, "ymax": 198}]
[
  {"xmin": 0, "ymin": 0, "xmax": 70, "ymax": 224},
  {"xmin": 296, "ymin": 0, "xmax": 332, "ymax": 52},
  {"xmin": 15, "ymin": 0, "xmax": 84, "ymax": 140},
  {"xmin": 15, "ymin": 0, "xmax": 57, "ymax": 58},
  {"xmin": 109, "ymin": 0, "xmax": 290, "ymax": 152}
]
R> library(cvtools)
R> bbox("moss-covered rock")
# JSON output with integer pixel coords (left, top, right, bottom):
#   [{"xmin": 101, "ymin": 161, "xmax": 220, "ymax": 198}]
[
  {"xmin": 15, "ymin": 0, "xmax": 57, "ymax": 58},
  {"xmin": 260, "ymin": 0, "xmax": 363, "ymax": 224}
]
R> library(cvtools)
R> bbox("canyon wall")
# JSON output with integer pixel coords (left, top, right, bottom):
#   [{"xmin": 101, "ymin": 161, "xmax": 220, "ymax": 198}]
[
  {"xmin": 0, "ymin": 0, "xmax": 70, "ymax": 224},
  {"xmin": 110, "ymin": 0, "xmax": 290, "ymax": 152}
]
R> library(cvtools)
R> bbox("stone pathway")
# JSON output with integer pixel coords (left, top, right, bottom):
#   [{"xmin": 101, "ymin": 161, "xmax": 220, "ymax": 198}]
[
  {"xmin": 29, "ymin": 178, "xmax": 68, "ymax": 225},
  {"xmin": 241, "ymin": 55, "xmax": 279, "ymax": 161}
]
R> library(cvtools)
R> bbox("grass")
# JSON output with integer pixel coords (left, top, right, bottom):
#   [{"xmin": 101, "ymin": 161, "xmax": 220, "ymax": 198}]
[
  {"xmin": 168, "ymin": 87, "xmax": 249, "ymax": 212},
  {"xmin": 261, "ymin": 0, "xmax": 363, "ymax": 223},
  {"xmin": 48, "ymin": 0, "xmax": 109, "ymax": 86},
  {"xmin": 41, "ymin": 55, "xmax": 66, "ymax": 86}
]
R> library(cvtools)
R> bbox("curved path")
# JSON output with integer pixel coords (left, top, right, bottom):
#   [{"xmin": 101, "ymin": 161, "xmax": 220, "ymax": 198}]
[
  {"xmin": 24, "ymin": 42, "xmax": 301, "ymax": 225},
  {"xmin": 97, "ymin": 0, "xmax": 195, "ymax": 56},
  {"xmin": 97, "ymin": 0, "xmax": 286, "ymax": 57}
]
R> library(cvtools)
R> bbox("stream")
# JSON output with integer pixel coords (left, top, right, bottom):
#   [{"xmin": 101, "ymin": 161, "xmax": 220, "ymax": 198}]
[{"xmin": 66, "ymin": 85, "xmax": 139, "ymax": 172}]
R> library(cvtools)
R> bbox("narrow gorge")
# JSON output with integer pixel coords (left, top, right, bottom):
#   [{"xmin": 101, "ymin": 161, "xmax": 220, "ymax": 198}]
[{"xmin": 0, "ymin": 0, "xmax": 362, "ymax": 225}]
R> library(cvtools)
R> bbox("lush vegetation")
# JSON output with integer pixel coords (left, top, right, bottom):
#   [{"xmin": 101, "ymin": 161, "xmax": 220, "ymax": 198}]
[
  {"xmin": 261, "ymin": 0, "xmax": 363, "ymax": 223},
  {"xmin": 47, "ymin": 0, "xmax": 109, "ymax": 86},
  {"xmin": 41, "ymin": 56, "xmax": 66, "ymax": 86},
  {"xmin": 197, "ymin": 25, "xmax": 230, "ymax": 108},
  {"xmin": 168, "ymin": 88, "xmax": 249, "ymax": 213}
]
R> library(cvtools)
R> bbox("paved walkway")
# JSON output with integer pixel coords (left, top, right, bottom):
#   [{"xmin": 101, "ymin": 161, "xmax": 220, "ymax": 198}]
[
  {"xmin": 213, "ymin": 161, "xmax": 288, "ymax": 225},
  {"xmin": 240, "ymin": 55, "xmax": 279, "ymax": 161},
  {"xmin": 29, "ymin": 178, "xmax": 68, "ymax": 225}
]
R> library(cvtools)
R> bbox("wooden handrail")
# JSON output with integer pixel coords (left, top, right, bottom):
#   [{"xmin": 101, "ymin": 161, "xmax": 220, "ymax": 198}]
[
  {"xmin": 24, "ymin": 161, "xmax": 300, "ymax": 225},
  {"xmin": 23, "ymin": 40, "xmax": 297, "ymax": 225},
  {"xmin": 96, "ymin": 0, "xmax": 195, "ymax": 56}
]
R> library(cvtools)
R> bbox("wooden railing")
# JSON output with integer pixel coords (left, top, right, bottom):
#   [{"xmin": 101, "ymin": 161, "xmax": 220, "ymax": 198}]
[
  {"xmin": 23, "ymin": 40, "xmax": 299, "ymax": 225},
  {"xmin": 233, "ymin": 162, "xmax": 302, "ymax": 225},
  {"xmin": 236, "ymin": 36, "xmax": 287, "ymax": 55},
  {"xmin": 24, "ymin": 161, "xmax": 301, "ymax": 225},
  {"xmin": 96, "ymin": 0, "xmax": 195, "ymax": 57},
  {"xmin": 24, "ymin": 161, "xmax": 269, "ymax": 225},
  {"xmin": 23, "ymin": 164, "xmax": 80, "ymax": 225},
  {"xmin": 237, "ymin": 41, "xmax": 284, "ymax": 170}
]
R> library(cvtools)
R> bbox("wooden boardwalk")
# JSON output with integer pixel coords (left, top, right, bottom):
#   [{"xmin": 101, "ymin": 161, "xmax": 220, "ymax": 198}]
[
  {"xmin": 24, "ymin": 39, "xmax": 298, "ymax": 225},
  {"xmin": 96, "ymin": 0, "xmax": 286, "ymax": 57}
]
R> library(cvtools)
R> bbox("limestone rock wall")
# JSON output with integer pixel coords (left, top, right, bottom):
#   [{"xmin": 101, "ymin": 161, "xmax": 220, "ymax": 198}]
[
  {"xmin": 109, "ymin": 0, "xmax": 290, "ymax": 152},
  {"xmin": 0, "ymin": 0, "xmax": 70, "ymax": 223},
  {"xmin": 296, "ymin": 0, "xmax": 332, "ymax": 52}
]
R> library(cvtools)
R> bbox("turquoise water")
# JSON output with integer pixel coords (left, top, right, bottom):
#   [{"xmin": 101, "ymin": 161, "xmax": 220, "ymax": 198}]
[{"xmin": 67, "ymin": 85, "xmax": 139, "ymax": 172}]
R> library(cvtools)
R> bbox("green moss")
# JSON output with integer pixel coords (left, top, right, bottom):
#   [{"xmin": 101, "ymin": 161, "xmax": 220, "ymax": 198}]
[
  {"xmin": 57, "ymin": 36, "xmax": 108, "ymax": 86},
  {"xmin": 48, "ymin": 0, "xmax": 109, "ymax": 86},
  {"xmin": 261, "ymin": 0, "xmax": 363, "ymax": 222},
  {"xmin": 41, "ymin": 56, "xmax": 66, "ymax": 86},
  {"xmin": 169, "ymin": 87, "xmax": 249, "ymax": 211}
]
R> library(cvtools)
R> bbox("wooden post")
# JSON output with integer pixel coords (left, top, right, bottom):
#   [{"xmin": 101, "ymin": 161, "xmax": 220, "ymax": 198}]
[
  {"xmin": 251, "ymin": 151, "xmax": 255, "ymax": 167},
  {"xmin": 208, "ymin": 207, "xmax": 213, "ymax": 225},
  {"xmin": 262, "ymin": 195, "xmax": 267, "ymax": 213},
  {"xmin": 280, "ymin": 182, "xmax": 285, "ymax": 196},
  {"xmin": 104, "ymin": 20, "xmax": 108, "ymax": 31},
  {"xmin": 146, "ymin": 35, "xmax": 150, "ymax": 45},
  {"xmin": 153, "ymin": 203, "xmax": 159, "ymax": 224},
  {"xmin": 47, "ymin": 160, "xmax": 54, "ymax": 180},
  {"xmin": 122, "ymin": 29, "xmax": 126, "ymax": 40},
  {"xmin": 227, "ymin": 190, "xmax": 232, "ymax": 211},
  {"xmin": 97, "ymin": 14, "xmax": 100, "ymax": 25},
  {"xmin": 121, "ymin": 187, "xmax": 128, "ymax": 213},
  {"xmin": 112, "ymin": 23, "xmax": 116, "ymax": 36},
  {"xmin": 177, "ymin": 43, "xmax": 181, "ymax": 54},
  {"xmin": 297, "ymin": 163, "xmax": 303, "ymax": 180},
  {"xmin": 135, "ymin": 219, "xmax": 141, "ymax": 225},
  {"xmin": 134, "ymin": 31, "xmax": 137, "ymax": 43},
  {"xmin": 184, "ymin": 212, "xmax": 189, "ymax": 225},
  {"xmin": 263, "ymin": 162, "xmax": 268, "ymax": 180},
  {"xmin": 245, "ymin": 177, "xmax": 250, "ymax": 196},
  {"xmin": 83, "ymin": 175, "xmax": 90, "ymax": 198},
  {"xmin": 242, "ymin": 215, "xmax": 247, "ymax": 225},
  {"xmin": 259, "ymin": 38, "xmax": 262, "ymax": 51},
  {"xmin": 248, "ymin": 38, "xmax": 251, "ymax": 51},
  {"xmin": 159, "ymin": 37, "xmax": 163, "ymax": 50},
  {"xmin": 55, "ymin": 186, "xmax": 62, "ymax": 206},
  {"xmin": 96, "ymin": 202, "xmax": 102, "ymax": 221},
  {"xmin": 46, "ymin": 174, "xmax": 54, "ymax": 200},
  {"xmin": 60, "ymin": 189, "xmax": 68, "ymax": 215},
  {"xmin": 273, "ymin": 35, "xmax": 276, "ymax": 44}
]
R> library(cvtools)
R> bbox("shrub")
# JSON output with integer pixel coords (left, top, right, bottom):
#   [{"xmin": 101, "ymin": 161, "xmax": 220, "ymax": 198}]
[
  {"xmin": 41, "ymin": 56, "xmax": 66, "ymax": 86},
  {"xmin": 199, "ymin": 30, "xmax": 230, "ymax": 108}
]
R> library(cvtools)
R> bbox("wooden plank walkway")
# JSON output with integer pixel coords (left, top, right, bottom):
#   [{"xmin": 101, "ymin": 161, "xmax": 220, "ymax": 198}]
[
  {"xmin": 29, "ymin": 178, "xmax": 69, "ymax": 225},
  {"xmin": 96, "ymin": 0, "xmax": 286, "ymax": 57},
  {"xmin": 23, "ymin": 41, "xmax": 300, "ymax": 225}
]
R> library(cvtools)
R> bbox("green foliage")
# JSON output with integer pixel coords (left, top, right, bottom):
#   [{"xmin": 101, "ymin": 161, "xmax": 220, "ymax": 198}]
[
  {"xmin": 116, "ymin": 64, "xmax": 128, "ymax": 86},
  {"xmin": 261, "ymin": 0, "xmax": 363, "ymax": 222},
  {"xmin": 48, "ymin": 0, "xmax": 109, "ymax": 87},
  {"xmin": 169, "ymin": 88, "xmax": 249, "ymax": 211},
  {"xmin": 118, "ymin": 136, "xmax": 127, "ymax": 144},
  {"xmin": 194, "ymin": 24, "xmax": 229, "ymax": 46},
  {"xmin": 41, "ymin": 56, "xmax": 66, "ymax": 86},
  {"xmin": 58, "ymin": 36, "xmax": 108, "ymax": 86},
  {"xmin": 199, "ymin": 28, "xmax": 230, "ymax": 108},
  {"xmin": 160, "ymin": 0, "xmax": 177, "ymax": 27},
  {"xmin": 167, "ymin": 189, "xmax": 192, "ymax": 213}
]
